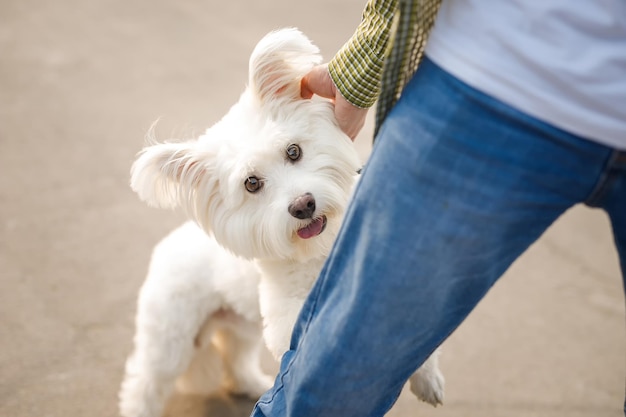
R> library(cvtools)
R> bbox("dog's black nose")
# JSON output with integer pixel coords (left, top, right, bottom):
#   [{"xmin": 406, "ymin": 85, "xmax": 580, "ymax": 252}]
[{"xmin": 288, "ymin": 193, "xmax": 316, "ymax": 219}]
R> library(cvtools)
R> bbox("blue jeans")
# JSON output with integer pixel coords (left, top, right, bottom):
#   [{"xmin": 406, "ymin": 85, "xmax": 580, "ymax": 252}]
[{"xmin": 252, "ymin": 57, "xmax": 626, "ymax": 417}]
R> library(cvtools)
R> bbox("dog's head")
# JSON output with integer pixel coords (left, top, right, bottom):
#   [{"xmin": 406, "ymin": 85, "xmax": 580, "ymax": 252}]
[{"xmin": 131, "ymin": 28, "xmax": 361, "ymax": 262}]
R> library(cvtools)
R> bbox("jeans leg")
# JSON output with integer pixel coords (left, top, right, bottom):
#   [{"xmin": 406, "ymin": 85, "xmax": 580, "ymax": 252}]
[
  {"xmin": 596, "ymin": 152, "xmax": 626, "ymax": 284},
  {"xmin": 586, "ymin": 151, "xmax": 626, "ymax": 416},
  {"xmin": 252, "ymin": 58, "xmax": 612, "ymax": 417},
  {"xmin": 603, "ymin": 166, "xmax": 626, "ymax": 417}
]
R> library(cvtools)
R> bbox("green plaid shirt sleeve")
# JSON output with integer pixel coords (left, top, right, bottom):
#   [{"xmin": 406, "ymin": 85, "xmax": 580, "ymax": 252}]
[
  {"xmin": 328, "ymin": 0, "xmax": 399, "ymax": 109},
  {"xmin": 328, "ymin": 0, "xmax": 443, "ymax": 135}
]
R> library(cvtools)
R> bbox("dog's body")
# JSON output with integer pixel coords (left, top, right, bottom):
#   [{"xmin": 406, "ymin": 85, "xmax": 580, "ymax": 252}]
[
  {"xmin": 119, "ymin": 222, "xmax": 272, "ymax": 417},
  {"xmin": 119, "ymin": 28, "xmax": 444, "ymax": 417}
]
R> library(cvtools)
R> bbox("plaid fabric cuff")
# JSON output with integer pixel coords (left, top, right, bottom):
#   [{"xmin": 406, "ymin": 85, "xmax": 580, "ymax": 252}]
[{"xmin": 328, "ymin": 0, "xmax": 397, "ymax": 109}]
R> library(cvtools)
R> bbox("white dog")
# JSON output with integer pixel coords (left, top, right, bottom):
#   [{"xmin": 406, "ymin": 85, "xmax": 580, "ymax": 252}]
[{"xmin": 119, "ymin": 28, "xmax": 444, "ymax": 417}]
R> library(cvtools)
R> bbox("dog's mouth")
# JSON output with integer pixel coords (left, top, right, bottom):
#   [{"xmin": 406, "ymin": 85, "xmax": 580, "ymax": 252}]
[{"xmin": 296, "ymin": 215, "xmax": 327, "ymax": 239}]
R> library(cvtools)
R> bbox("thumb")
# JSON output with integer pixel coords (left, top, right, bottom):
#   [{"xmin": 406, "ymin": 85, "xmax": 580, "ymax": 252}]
[{"xmin": 301, "ymin": 64, "xmax": 336, "ymax": 100}]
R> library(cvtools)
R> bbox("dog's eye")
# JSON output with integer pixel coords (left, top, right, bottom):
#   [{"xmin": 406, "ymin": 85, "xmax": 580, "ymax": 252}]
[
  {"xmin": 244, "ymin": 176, "xmax": 263, "ymax": 193},
  {"xmin": 286, "ymin": 144, "xmax": 301, "ymax": 162}
]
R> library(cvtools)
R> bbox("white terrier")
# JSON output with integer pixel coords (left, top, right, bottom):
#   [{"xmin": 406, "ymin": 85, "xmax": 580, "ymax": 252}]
[{"xmin": 119, "ymin": 28, "xmax": 444, "ymax": 417}]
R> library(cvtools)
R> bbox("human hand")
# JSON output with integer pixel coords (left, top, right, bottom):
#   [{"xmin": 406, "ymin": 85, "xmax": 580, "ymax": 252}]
[{"xmin": 301, "ymin": 64, "xmax": 369, "ymax": 141}]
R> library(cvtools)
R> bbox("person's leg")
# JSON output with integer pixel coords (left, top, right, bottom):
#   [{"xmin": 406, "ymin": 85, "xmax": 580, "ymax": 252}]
[
  {"xmin": 585, "ymin": 150, "xmax": 626, "ymax": 416},
  {"xmin": 589, "ymin": 151, "xmax": 626, "ymax": 282},
  {"xmin": 252, "ymin": 57, "xmax": 613, "ymax": 417}
]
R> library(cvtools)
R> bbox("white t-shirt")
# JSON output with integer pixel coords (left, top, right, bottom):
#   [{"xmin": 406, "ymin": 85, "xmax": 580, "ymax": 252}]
[{"xmin": 425, "ymin": 0, "xmax": 626, "ymax": 150}]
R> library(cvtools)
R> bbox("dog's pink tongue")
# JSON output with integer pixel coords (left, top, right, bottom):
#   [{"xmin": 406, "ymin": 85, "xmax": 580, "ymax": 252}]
[{"xmin": 297, "ymin": 218, "xmax": 324, "ymax": 239}]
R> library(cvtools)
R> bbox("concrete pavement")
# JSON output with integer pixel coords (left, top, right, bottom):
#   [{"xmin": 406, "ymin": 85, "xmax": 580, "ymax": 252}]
[{"xmin": 1, "ymin": 1, "xmax": 624, "ymax": 416}]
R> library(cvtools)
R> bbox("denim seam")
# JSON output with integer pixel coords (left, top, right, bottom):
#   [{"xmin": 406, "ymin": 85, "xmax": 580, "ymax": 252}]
[{"xmin": 257, "ymin": 380, "xmax": 285, "ymax": 405}]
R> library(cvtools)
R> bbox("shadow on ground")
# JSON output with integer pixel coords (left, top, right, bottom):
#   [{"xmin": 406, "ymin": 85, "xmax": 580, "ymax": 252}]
[{"xmin": 164, "ymin": 392, "xmax": 257, "ymax": 417}]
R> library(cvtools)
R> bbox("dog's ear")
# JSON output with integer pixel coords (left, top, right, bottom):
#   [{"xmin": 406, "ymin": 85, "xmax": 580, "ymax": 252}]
[
  {"xmin": 248, "ymin": 28, "xmax": 321, "ymax": 104},
  {"xmin": 130, "ymin": 141, "xmax": 211, "ymax": 210}
]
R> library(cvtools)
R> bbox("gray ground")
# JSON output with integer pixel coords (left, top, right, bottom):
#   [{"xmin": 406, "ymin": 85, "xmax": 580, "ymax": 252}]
[{"xmin": 1, "ymin": 1, "xmax": 624, "ymax": 416}]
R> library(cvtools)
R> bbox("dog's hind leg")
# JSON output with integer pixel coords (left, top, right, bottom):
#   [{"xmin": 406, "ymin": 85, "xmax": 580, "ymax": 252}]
[
  {"xmin": 175, "ymin": 341, "xmax": 224, "ymax": 395},
  {"xmin": 119, "ymin": 292, "xmax": 216, "ymax": 417},
  {"xmin": 213, "ymin": 318, "xmax": 274, "ymax": 399},
  {"xmin": 408, "ymin": 348, "xmax": 445, "ymax": 407}
]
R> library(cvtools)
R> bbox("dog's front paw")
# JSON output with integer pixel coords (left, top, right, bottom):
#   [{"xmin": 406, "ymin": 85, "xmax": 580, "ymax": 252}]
[{"xmin": 408, "ymin": 366, "xmax": 445, "ymax": 407}]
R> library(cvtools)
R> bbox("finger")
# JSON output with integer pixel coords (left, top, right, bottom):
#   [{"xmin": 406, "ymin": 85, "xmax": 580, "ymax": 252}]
[
  {"xmin": 300, "ymin": 65, "xmax": 334, "ymax": 99},
  {"xmin": 300, "ymin": 76, "xmax": 316, "ymax": 99}
]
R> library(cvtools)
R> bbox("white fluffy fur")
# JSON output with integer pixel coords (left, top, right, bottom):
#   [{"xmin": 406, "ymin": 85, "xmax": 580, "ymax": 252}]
[{"xmin": 120, "ymin": 28, "xmax": 444, "ymax": 417}]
